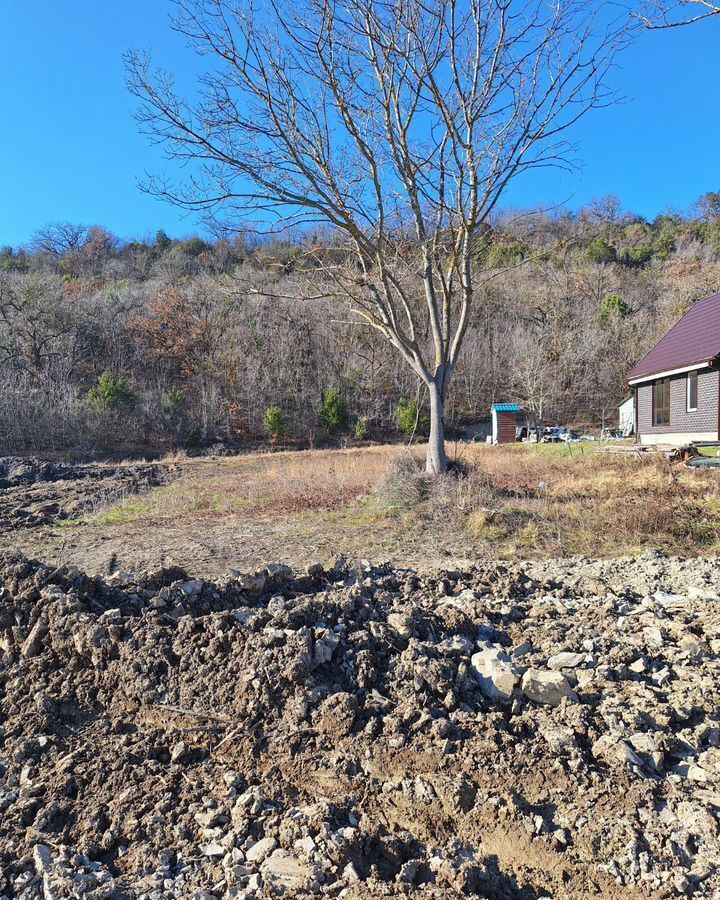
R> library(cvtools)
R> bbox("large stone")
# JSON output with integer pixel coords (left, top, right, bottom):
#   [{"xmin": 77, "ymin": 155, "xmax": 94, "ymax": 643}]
[
  {"xmin": 521, "ymin": 669, "xmax": 571, "ymax": 706},
  {"xmin": 181, "ymin": 579, "xmax": 204, "ymax": 597},
  {"xmin": 261, "ymin": 850, "xmax": 319, "ymax": 891},
  {"xmin": 387, "ymin": 612, "xmax": 414, "ymax": 639},
  {"xmin": 22, "ymin": 618, "xmax": 48, "ymax": 658},
  {"xmin": 547, "ymin": 651, "xmax": 585, "ymax": 670},
  {"xmin": 33, "ymin": 843, "xmax": 52, "ymax": 875},
  {"xmin": 233, "ymin": 572, "xmax": 267, "ymax": 594},
  {"xmin": 470, "ymin": 643, "xmax": 523, "ymax": 703},
  {"xmin": 246, "ymin": 836, "xmax": 277, "ymax": 864},
  {"xmin": 33, "ymin": 845, "xmax": 54, "ymax": 900},
  {"xmin": 592, "ymin": 734, "xmax": 644, "ymax": 767},
  {"xmin": 313, "ymin": 629, "xmax": 340, "ymax": 665},
  {"xmin": 199, "ymin": 841, "xmax": 225, "ymax": 857},
  {"xmin": 629, "ymin": 733, "xmax": 659, "ymax": 754}
]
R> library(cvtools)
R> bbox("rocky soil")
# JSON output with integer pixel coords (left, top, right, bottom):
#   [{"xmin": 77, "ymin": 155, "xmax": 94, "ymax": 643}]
[
  {"xmin": 0, "ymin": 550, "xmax": 719, "ymax": 898},
  {"xmin": 0, "ymin": 457, "xmax": 174, "ymax": 532}
]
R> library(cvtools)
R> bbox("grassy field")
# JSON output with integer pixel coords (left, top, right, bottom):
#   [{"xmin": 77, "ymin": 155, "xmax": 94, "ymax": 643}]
[{"xmin": 22, "ymin": 440, "xmax": 720, "ymax": 577}]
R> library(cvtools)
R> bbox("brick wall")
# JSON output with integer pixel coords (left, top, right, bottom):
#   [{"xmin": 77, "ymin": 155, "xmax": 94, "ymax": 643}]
[{"xmin": 637, "ymin": 366, "xmax": 719, "ymax": 438}]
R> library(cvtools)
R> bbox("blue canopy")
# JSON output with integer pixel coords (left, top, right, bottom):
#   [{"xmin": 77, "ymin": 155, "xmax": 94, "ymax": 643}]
[{"xmin": 491, "ymin": 403, "xmax": 520, "ymax": 412}]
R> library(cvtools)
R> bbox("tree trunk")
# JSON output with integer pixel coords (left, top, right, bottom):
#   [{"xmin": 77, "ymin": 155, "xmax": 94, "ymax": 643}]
[{"xmin": 426, "ymin": 380, "xmax": 448, "ymax": 474}]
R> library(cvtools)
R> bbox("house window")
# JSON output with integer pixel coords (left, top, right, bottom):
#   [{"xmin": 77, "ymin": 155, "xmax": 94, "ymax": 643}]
[
  {"xmin": 653, "ymin": 377, "xmax": 671, "ymax": 426},
  {"xmin": 687, "ymin": 371, "xmax": 698, "ymax": 412}
]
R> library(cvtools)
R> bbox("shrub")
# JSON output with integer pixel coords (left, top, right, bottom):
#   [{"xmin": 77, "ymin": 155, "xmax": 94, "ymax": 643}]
[
  {"xmin": 181, "ymin": 236, "xmax": 210, "ymax": 257},
  {"xmin": 86, "ymin": 371, "xmax": 135, "ymax": 411},
  {"xmin": 184, "ymin": 423, "xmax": 201, "ymax": 449},
  {"xmin": 354, "ymin": 416, "xmax": 369, "ymax": 440},
  {"xmin": 619, "ymin": 246, "xmax": 654, "ymax": 268},
  {"xmin": 584, "ymin": 236, "xmax": 616, "ymax": 264},
  {"xmin": 599, "ymin": 293, "xmax": 631, "ymax": 326},
  {"xmin": 396, "ymin": 398, "xmax": 429, "ymax": 435},
  {"xmin": 396, "ymin": 398, "xmax": 419, "ymax": 435},
  {"xmin": 318, "ymin": 390, "xmax": 348, "ymax": 432},
  {"xmin": 623, "ymin": 221, "xmax": 652, "ymax": 244},
  {"xmin": 375, "ymin": 455, "xmax": 431, "ymax": 509},
  {"xmin": 154, "ymin": 229, "xmax": 172, "ymax": 251},
  {"xmin": 263, "ymin": 405, "xmax": 287, "ymax": 441},
  {"xmin": 164, "ymin": 385, "xmax": 185, "ymax": 414},
  {"xmin": 486, "ymin": 242, "xmax": 527, "ymax": 269},
  {"xmin": 701, "ymin": 221, "xmax": 720, "ymax": 256},
  {"xmin": 654, "ymin": 230, "xmax": 676, "ymax": 260},
  {"xmin": 0, "ymin": 247, "xmax": 28, "ymax": 273}
]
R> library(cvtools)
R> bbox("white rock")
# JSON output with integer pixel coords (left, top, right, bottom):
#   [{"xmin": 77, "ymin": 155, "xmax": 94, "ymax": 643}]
[
  {"xmin": 653, "ymin": 590, "xmax": 686, "ymax": 608},
  {"xmin": 547, "ymin": 651, "xmax": 585, "ymax": 670},
  {"xmin": 521, "ymin": 669, "xmax": 571, "ymax": 706},
  {"xmin": 540, "ymin": 723, "xmax": 576, "ymax": 751},
  {"xmin": 199, "ymin": 841, "xmax": 225, "ymax": 857},
  {"xmin": 181, "ymin": 579, "xmax": 204, "ymax": 596},
  {"xmin": 296, "ymin": 835, "xmax": 316, "ymax": 856},
  {"xmin": 246, "ymin": 836, "xmax": 277, "ymax": 864},
  {"xmin": 437, "ymin": 635, "xmax": 475, "ymax": 657},
  {"xmin": 387, "ymin": 612, "xmax": 413, "ymax": 639},
  {"xmin": 33, "ymin": 844, "xmax": 52, "ymax": 875},
  {"xmin": 592, "ymin": 734, "xmax": 643, "ymax": 767},
  {"xmin": 470, "ymin": 643, "xmax": 523, "ymax": 703},
  {"xmin": 629, "ymin": 733, "xmax": 658, "ymax": 754},
  {"xmin": 314, "ymin": 630, "xmax": 340, "ymax": 665},
  {"xmin": 643, "ymin": 626, "xmax": 664, "ymax": 649},
  {"xmin": 261, "ymin": 850, "xmax": 318, "ymax": 890},
  {"xmin": 235, "ymin": 573, "xmax": 267, "ymax": 594},
  {"xmin": 673, "ymin": 762, "xmax": 711, "ymax": 782},
  {"xmin": 343, "ymin": 861, "xmax": 360, "ymax": 882},
  {"xmin": 266, "ymin": 563, "xmax": 293, "ymax": 578}
]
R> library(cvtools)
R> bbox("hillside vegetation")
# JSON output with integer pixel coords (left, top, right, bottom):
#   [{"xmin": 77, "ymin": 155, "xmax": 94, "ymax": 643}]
[{"xmin": 3, "ymin": 195, "xmax": 720, "ymax": 455}]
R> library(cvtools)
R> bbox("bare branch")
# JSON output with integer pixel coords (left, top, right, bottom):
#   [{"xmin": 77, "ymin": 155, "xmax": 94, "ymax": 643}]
[
  {"xmin": 126, "ymin": 0, "xmax": 633, "ymax": 472},
  {"xmin": 637, "ymin": 0, "xmax": 720, "ymax": 28}
]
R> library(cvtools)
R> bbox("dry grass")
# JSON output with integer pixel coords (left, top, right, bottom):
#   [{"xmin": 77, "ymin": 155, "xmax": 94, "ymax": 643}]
[
  {"xmin": 448, "ymin": 443, "xmax": 720, "ymax": 556},
  {"xmin": 81, "ymin": 441, "xmax": 720, "ymax": 561},
  {"xmin": 94, "ymin": 445, "xmax": 411, "ymax": 522}
]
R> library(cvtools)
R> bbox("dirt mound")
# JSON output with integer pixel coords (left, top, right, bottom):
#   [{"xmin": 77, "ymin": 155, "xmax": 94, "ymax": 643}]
[
  {"xmin": 0, "ymin": 458, "xmax": 78, "ymax": 489},
  {"xmin": 0, "ymin": 460, "xmax": 174, "ymax": 531},
  {"xmin": 0, "ymin": 552, "xmax": 719, "ymax": 898}
]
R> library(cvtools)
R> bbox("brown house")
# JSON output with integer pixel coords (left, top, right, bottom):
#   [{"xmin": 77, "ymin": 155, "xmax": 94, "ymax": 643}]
[{"xmin": 628, "ymin": 292, "xmax": 720, "ymax": 446}]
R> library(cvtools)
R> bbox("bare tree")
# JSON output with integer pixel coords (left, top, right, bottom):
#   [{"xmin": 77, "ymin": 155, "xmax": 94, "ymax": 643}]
[
  {"xmin": 30, "ymin": 222, "xmax": 90, "ymax": 258},
  {"xmin": 0, "ymin": 275, "xmax": 75, "ymax": 376},
  {"xmin": 639, "ymin": 1, "xmax": 720, "ymax": 27},
  {"xmin": 126, "ymin": 0, "xmax": 630, "ymax": 473},
  {"xmin": 587, "ymin": 194, "xmax": 626, "ymax": 228}
]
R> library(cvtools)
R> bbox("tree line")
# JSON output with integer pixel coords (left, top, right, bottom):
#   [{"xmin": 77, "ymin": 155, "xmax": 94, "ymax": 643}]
[{"xmin": 1, "ymin": 196, "xmax": 719, "ymax": 456}]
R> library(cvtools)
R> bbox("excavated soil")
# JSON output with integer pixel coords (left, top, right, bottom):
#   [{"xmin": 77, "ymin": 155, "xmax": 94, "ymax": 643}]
[
  {"xmin": 0, "ymin": 457, "xmax": 175, "ymax": 533},
  {"xmin": 0, "ymin": 551, "xmax": 719, "ymax": 898}
]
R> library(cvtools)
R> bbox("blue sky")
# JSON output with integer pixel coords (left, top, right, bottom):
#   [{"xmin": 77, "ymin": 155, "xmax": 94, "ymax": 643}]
[{"xmin": 0, "ymin": 1, "xmax": 718, "ymax": 248}]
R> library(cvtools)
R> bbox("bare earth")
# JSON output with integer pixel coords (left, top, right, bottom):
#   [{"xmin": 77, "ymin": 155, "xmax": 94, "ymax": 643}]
[
  {"xmin": 4, "ymin": 452, "xmax": 481, "ymax": 578},
  {"xmin": 1, "ymin": 453, "xmax": 719, "ymax": 898}
]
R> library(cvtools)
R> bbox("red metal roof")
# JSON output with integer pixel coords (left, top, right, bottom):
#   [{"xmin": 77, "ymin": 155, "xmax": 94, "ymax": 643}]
[{"xmin": 628, "ymin": 292, "xmax": 720, "ymax": 382}]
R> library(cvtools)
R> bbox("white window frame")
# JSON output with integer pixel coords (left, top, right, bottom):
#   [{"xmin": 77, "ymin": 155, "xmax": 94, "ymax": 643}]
[{"xmin": 687, "ymin": 371, "xmax": 698, "ymax": 412}]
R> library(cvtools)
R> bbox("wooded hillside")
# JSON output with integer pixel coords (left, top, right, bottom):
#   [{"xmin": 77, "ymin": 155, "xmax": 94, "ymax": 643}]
[{"xmin": 2, "ymin": 196, "xmax": 720, "ymax": 455}]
